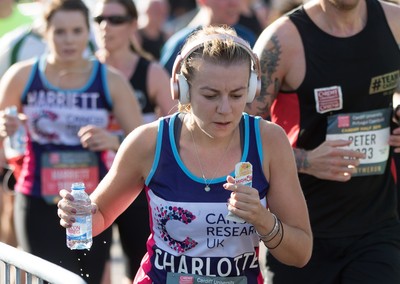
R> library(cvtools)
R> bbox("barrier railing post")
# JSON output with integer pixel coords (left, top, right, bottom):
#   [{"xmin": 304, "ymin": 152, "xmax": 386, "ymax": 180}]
[{"xmin": 0, "ymin": 242, "xmax": 87, "ymax": 284}]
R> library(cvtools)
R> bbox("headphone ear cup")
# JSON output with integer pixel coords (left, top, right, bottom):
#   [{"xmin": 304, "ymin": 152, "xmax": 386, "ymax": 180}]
[
  {"xmin": 247, "ymin": 71, "xmax": 258, "ymax": 103},
  {"xmin": 177, "ymin": 74, "xmax": 190, "ymax": 104}
]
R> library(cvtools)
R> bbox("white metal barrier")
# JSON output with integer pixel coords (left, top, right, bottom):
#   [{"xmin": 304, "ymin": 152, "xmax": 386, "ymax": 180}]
[{"xmin": 0, "ymin": 242, "xmax": 87, "ymax": 284}]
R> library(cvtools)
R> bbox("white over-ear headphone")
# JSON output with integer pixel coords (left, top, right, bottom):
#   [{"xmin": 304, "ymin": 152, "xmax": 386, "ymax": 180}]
[{"xmin": 170, "ymin": 34, "xmax": 261, "ymax": 104}]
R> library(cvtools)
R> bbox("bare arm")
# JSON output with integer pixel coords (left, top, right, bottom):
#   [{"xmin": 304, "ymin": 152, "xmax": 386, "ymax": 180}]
[
  {"xmin": 60, "ymin": 122, "xmax": 158, "ymax": 236},
  {"xmin": 245, "ymin": 26, "xmax": 283, "ymax": 119},
  {"xmin": 293, "ymin": 141, "xmax": 365, "ymax": 181},
  {"xmin": 147, "ymin": 62, "xmax": 178, "ymax": 117},
  {"xmin": 225, "ymin": 121, "xmax": 312, "ymax": 267},
  {"xmin": 383, "ymin": 1, "xmax": 400, "ymax": 153},
  {"xmin": 0, "ymin": 61, "xmax": 31, "ymax": 111},
  {"xmin": 381, "ymin": 0, "xmax": 400, "ymax": 45},
  {"xmin": 0, "ymin": 61, "xmax": 32, "ymax": 138},
  {"xmin": 77, "ymin": 67, "xmax": 144, "ymax": 152},
  {"xmin": 246, "ymin": 16, "xmax": 302, "ymax": 118},
  {"xmin": 107, "ymin": 67, "xmax": 143, "ymax": 134},
  {"xmin": 259, "ymin": 121, "xmax": 312, "ymax": 267}
]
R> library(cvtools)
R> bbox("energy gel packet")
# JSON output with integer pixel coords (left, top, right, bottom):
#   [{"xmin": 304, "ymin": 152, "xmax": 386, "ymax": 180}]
[{"xmin": 226, "ymin": 162, "xmax": 253, "ymax": 223}]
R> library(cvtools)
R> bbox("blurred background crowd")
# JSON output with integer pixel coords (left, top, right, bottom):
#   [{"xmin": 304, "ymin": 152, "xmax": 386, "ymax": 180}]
[{"xmin": 1, "ymin": 0, "xmax": 399, "ymax": 283}]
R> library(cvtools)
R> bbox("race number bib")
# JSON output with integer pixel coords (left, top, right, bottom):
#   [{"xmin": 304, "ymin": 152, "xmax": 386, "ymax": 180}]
[
  {"xmin": 41, "ymin": 151, "xmax": 99, "ymax": 204},
  {"xmin": 166, "ymin": 273, "xmax": 247, "ymax": 284},
  {"xmin": 326, "ymin": 108, "xmax": 391, "ymax": 176}
]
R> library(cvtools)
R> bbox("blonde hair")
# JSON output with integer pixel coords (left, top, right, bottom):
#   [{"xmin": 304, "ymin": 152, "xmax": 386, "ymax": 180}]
[{"xmin": 178, "ymin": 25, "xmax": 253, "ymax": 111}]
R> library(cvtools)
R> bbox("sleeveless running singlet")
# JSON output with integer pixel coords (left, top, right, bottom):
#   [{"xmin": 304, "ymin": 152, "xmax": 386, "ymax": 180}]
[
  {"xmin": 129, "ymin": 56, "xmax": 157, "ymax": 123},
  {"xmin": 17, "ymin": 56, "xmax": 112, "ymax": 203},
  {"xmin": 134, "ymin": 113, "xmax": 269, "ymax": 284},
  {"xmin": 271, "ymin": 0, "xmax": 400, "ymax": 238}
]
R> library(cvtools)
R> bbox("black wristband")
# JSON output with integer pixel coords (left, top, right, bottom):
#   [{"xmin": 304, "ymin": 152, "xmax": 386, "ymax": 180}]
[{"xmin": 265, "ymin": 220, "xmax": 284, "ymax": 250}]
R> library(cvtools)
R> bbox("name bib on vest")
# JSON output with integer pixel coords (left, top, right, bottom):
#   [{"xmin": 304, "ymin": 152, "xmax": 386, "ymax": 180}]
[
  {"xmin": 166, "ymin": 273, "xmax": 247, "ymax": 284},
  {"xmin": 326, "ymin": 108, "xmax": 391, "ymax": 176},
  {"xmin": 41, "ymin": 151, "xmax": 99, "ymax": 204}
]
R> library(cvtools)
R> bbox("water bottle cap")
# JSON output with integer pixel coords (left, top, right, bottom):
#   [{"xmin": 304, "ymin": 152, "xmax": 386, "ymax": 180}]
[
  {"xmin": 5, "ymin": 106, "xmax": 18, "ymax": 115},
  {"xmin": 71, "ymin": 182, "xmax": 85, "ymax": 190}
]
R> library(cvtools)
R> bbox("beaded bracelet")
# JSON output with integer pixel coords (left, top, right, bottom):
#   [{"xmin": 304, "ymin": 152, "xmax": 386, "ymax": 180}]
[
  {"xmin": 256, "ymin": 213, "xmax": 279, "ymax": 242},
  {"xmin": 265, "ymin": 219, "xmax": 284, "ymax": 250}
]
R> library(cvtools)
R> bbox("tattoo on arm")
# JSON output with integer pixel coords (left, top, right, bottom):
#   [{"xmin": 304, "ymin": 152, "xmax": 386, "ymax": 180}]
[
  {"xmin": 294, "ymin": 148, "xmax": 309, "ymax": 172},
  {"xmin": 256, "ymin": 35, "xmax": 282, "ymax": 118}
]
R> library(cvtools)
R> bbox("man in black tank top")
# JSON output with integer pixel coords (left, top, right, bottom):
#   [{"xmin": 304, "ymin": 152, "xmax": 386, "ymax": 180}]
[{"xmin": 247, "ymin": 0, "xmax": 400, "ymax": 283}]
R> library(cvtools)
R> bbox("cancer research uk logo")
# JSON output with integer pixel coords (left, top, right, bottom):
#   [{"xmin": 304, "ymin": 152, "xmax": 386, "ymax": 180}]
[
  {"xmin": 155, "ymin": 205, "xmax": 197, "ymax": 253},
  {"xmin": 32, "ymin": 110, "xmax": 59, "ymax": 140}
]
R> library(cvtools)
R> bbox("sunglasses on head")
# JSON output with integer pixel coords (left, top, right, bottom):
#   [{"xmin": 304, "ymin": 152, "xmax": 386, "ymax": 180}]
[{"xmin": 93, "ymin": 15, "xmax": 132, "ymax": 25}]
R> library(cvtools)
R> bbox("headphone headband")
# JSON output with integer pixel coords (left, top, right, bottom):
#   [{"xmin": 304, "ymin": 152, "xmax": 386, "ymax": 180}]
[{"xmin": 170, "ymin": 33, "xmax": 261, "ymax": 104}]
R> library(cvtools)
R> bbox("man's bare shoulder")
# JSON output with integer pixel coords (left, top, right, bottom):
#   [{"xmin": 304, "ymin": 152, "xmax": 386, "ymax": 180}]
[
  {"xmin": 255, "ymin": 15, "xmax": 303, "ymax": 62},
  {"xmin": 380, "ymin": 0, "xmax": 400, "ymax": 43},
  {"xmin": 256, "ymin": 16, "xmax": 298, "ymax": 47},
  {"xmin": 253, "ymin": 14, "xmax": 304, "ymax": 90}
]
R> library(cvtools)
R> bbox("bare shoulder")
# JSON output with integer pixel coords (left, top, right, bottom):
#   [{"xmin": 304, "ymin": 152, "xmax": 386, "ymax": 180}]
[
  {"xmin": 102, "ymin": 63, "xmax": 134, "ymax": 98},
  {"xmin": 147, "ymin": 61, "xmax": 170, "ymax": 87},
  {"xmin": 380, "ymin": 0, "xmax": 400, "ymax": 43},
  {"xmin": 2, "ymin": 59, "xmax": 36, "ymax": 81},
  {"xmin": 103, "ymin": 63, "xmax": 126, "ymax": 83},
  {"xmin": 148, "ymin": 60, "xmax": 169, "ymax": 77},
  {"xmin": 380, "ymin": 0, "xmax": 400, "ymax": 14},
  {"xmin": 254, "ymin": 15, "xmax": 302, "ymax": 59},
  {"xmin": 0, "ymin": 58, "xmax": 36, "ymax": 98},
  {"xmin": 253, "ymin": 14, "xmax": 304, "ymax": 91},
  {"xmin": 118, "ymin": 121, "xmax": 160, "ymax": 172},
  {"xmin": 125, "ymin": 120, "xmax": 159, "ymax": 147},
  {"xmin": 259, "ymin": 119, "xmax": 289, "ymax": 143}
]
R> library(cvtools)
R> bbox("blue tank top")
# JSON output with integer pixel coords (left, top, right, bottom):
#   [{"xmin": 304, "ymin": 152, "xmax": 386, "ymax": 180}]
[
  {"xmin": 135, "ymin": 112, "xmax": 269, "ymax": 284},
  {"xmin": 17, "ymin": 56, "xmax": 112, "ymax": 203}
]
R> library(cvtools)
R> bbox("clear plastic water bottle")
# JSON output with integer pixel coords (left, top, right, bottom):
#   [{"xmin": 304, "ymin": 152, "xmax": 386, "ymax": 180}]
[
  {"xmin": 66, "ymin": 182, "xmax": 93, "ymax": 250},
  {"xmin": 4, "ymin": 105, "xmax": 26, "ymax": 156}
]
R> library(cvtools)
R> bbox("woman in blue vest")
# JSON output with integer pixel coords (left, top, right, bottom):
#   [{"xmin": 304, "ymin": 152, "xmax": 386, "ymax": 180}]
[
  {"xmin": 0, "ymin": 0, "xmax": 142, "ymax": 282},
  {"xmin": 58, "ymin": 25, "xmax": 312, "ymax": 284}
]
